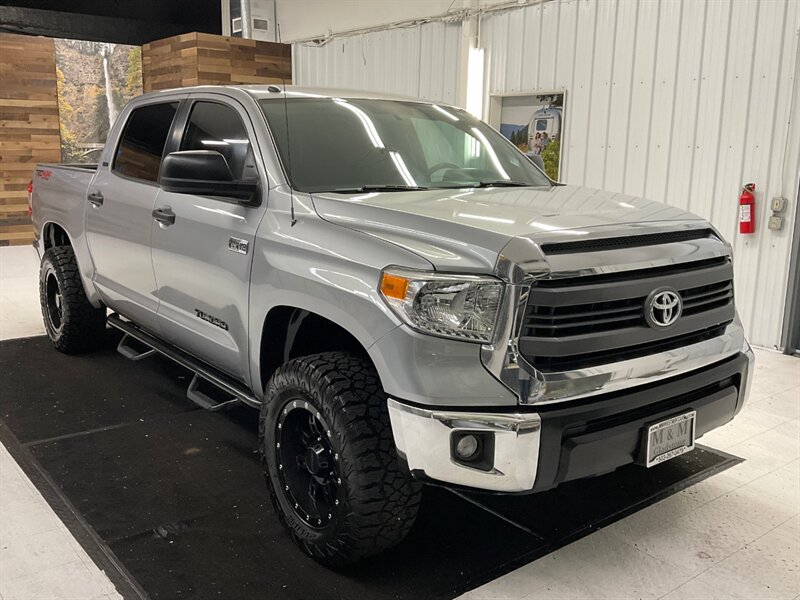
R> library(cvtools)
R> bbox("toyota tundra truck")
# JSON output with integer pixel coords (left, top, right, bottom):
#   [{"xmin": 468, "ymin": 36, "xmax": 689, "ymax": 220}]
[{"xmin": 30, "ymin": 85, "xmax": 754, "ymax": 566}]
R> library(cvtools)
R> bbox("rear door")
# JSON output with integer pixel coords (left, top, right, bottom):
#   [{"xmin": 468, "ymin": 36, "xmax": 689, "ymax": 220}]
[
  {"xmin": 150, "ymin": 96, "xmax": 267, "ymax": 382},
  {"xmin": 85, "ymin": 98, "xmax": 181, "ymax": 331}
]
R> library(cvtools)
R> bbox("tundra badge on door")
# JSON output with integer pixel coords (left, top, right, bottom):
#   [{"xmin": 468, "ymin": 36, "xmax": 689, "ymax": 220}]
[
  {"xmin": 195, "ymin": 309, "xmax": 229, "ymax": 330},
  {"xmin": 228, "ymin": 237, "xmax": 249, "ymax": 255}
]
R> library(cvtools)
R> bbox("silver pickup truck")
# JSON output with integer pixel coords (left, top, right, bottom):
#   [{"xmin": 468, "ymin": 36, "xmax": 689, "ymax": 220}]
[{"xmin": 30, "ymin": 85, "xmax": 754, "ymax": 565}]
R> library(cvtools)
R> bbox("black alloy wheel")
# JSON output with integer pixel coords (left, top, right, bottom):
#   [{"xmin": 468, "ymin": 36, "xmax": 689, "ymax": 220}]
[
  {"xmin": 275, "ymin": 399, "xmax": 341, "ymax": 528},
  {"xmin": 44, "ymin": 271, "xmax": 64, "ymax": 334}
]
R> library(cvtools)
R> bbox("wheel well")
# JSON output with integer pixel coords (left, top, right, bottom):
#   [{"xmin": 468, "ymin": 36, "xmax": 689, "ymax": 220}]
[
  {"xmin": 260, "ymin": 307, "xmax": 373, "ymax": 391},
  {"xmin": 42, "ymin": 223, "xmax": 71, "ymax": 250}
]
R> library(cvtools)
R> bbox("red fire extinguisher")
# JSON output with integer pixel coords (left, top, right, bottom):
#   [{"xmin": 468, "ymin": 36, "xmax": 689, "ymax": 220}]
[{"xmin": 739, "ymin": 183, "xmax": 756, "ymax": 234}]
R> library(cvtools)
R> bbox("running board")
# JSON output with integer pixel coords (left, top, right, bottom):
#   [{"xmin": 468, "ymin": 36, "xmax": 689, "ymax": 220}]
[
  {"xmin": 107, "ymin": 313, "xmax": 260, "ymax": 410},
  {"xmin": 186, "ymin": 374, "xmax": 242, "ymax": 412},
  {"xmin": 117, "ymin": 334, "xmax": 157, "ymax": 361}
]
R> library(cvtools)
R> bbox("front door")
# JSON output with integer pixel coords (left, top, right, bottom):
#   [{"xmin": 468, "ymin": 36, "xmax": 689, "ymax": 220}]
[
  {"xmin": 150, "ymin": 98, "xmax": 266, "ymax": 382},
  {"xmin": 85, "ymin": 100, "xmax": 180, "ymax": 332}
]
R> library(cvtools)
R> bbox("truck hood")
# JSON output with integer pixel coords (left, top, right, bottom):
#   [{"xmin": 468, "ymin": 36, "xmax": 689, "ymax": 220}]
[{"xmin": 311, "ymin": 185, "xmax": 706, "ymax": 272}]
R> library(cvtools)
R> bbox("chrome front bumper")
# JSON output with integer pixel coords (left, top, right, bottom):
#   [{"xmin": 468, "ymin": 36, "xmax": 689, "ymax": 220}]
[
  {"xmin": 389, "ymin": 345, "xmax": 755, "ymax": 493},
  {"xmin": 387, "ymin": 399, "xmax": 542, "ymax": 492}
]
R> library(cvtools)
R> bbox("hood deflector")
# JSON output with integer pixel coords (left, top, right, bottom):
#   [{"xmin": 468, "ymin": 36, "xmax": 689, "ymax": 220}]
[{"xmin": 540, "ymin": 228, "xmax": 716, "ymax": 255}]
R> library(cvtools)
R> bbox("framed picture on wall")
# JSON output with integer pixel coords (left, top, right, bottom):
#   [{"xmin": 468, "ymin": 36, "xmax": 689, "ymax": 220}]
[
  {"xmin": 54, "ymin": 39, "xmax": 143, "ymax": 163},
  {"xmin": 488, "ymin": 91, "xmax": 566, "ymax": 181}
]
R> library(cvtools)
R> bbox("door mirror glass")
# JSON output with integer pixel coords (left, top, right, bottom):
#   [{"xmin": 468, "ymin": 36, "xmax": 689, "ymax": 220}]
[{"xmin": 160, "ymin": 150, "xmax": 258, "ymax": 203}]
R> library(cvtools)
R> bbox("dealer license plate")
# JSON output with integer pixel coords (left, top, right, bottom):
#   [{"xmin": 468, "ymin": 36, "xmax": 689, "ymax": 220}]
[{"xmin": 645, "ymin": 411, "xmax": 696, "ymax": 468}]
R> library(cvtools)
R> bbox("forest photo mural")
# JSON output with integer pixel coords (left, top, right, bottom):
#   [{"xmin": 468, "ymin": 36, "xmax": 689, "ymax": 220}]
[{"xmin": 55, "ymin": 39, "xmax": 143, "ymax": 163}]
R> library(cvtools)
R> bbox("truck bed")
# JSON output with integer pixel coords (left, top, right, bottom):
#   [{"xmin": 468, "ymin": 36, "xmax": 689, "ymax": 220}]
[{"xmin": 30, "ymin": 162, "xmax": 97, "ymax": 253}]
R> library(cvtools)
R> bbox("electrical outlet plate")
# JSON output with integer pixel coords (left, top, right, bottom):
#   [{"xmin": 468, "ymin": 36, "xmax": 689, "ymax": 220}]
[
  {"xmin": 771, "ymin": 196, "xmax": 787, "ymax": 212},
  {"xmin": 768, "ymin": 215, "xmax": 784, "ymax": 231}
]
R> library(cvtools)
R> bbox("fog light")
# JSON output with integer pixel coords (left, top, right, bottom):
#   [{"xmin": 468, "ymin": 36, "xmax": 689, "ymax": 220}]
[{"xmin": 455, "ymin": 434, "xmax": 479, "ymax": 459}]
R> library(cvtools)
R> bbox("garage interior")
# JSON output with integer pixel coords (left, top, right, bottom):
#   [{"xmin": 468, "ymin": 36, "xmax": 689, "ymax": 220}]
[{"xmin": 0, "ymin": 1, "xmax": 798, "ymax": 599}]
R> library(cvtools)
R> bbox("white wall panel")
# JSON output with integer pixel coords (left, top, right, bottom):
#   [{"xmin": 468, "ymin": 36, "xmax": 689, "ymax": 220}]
[
  {"xmin": 482, "ymin": 0, "xmax": 800, "ymax": 349},
  {"xmin": 292, "ymin": 21, "xmax": 461, "ymax": 104}
]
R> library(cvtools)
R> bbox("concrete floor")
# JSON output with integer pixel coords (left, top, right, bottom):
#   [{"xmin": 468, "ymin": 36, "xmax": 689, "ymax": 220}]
[{"xmin": 1, "ymin": 245, "xmax": 798, "ymax": 600}]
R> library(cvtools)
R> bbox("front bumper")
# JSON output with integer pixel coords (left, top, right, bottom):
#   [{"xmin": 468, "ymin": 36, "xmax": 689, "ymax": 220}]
[{"xmin": 389, "ymin": 347, "xmax": 754, "ymax": 493}]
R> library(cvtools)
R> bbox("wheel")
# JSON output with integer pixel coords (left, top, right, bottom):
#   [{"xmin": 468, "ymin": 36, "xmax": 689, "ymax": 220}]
[
  {"xmin": 260, "ymin": 352, "xmax": 422, "ymax": 566},
  {"xmin": 39, "ymin": 246, "xmax": 106, "ymax": 353}
]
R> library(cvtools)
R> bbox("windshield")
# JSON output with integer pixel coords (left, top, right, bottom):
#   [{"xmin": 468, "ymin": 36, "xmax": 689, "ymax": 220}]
[{"xmin": 258, "ymin": 98, "xmax": 551, "ymax": 193}]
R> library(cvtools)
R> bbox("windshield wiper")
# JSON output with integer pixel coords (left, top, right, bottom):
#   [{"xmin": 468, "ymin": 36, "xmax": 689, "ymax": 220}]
[
  {"xmin": 473, "ymin": 180, "xmax": 530, "ymax": 188},
  {"xmin": 433, "ymin": 180, "xmax": 532, "ymax": 190},
  {"xmin": 332, "ymin": 185, "xmax": 429, "ymax": 193}
]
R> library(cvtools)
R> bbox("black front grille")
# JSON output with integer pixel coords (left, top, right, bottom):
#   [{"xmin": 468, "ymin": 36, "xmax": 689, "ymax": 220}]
[
  {"xmin": 523, "ymin": 278, "xmax": 734, "ymax": 338},
  {"xmin": 519, "ymin": 258, "xmax": 735, "ymax": 372},
  {"xmin": 682, "ymin": 280, "xmax": 734, "ymax": 316}
]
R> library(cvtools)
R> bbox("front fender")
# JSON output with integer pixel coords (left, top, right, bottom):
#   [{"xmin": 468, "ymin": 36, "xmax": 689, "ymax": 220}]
[{"xmin": 248, "ymin": 193, "xmax": 432, "ymax": 397}]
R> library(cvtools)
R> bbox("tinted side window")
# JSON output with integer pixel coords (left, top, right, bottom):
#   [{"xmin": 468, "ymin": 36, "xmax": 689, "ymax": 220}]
[
  {"xmin": 181, "ymin": 102, "xmax": 257, "ymax": 181},
  {"xmin": 113, "ymin": 102, "xmax": 178, "ymax": 182}
]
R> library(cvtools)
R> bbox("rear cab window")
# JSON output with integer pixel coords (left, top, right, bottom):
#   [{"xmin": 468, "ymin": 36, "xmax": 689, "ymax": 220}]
[{"xmin": 113, "ymin": 102, "xmax": 179, "ymax": 182}]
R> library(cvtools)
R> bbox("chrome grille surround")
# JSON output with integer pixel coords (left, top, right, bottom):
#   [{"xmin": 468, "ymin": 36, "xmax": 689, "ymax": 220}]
[{"xmin": 480, "ymin": 221, "xmax": 744, "ymax": 405}]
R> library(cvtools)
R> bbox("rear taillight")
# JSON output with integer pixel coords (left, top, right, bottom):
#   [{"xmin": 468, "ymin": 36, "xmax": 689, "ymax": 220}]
[{"xmin": 27, "ymin": 180, "xmax": 33, "ymax": 216}]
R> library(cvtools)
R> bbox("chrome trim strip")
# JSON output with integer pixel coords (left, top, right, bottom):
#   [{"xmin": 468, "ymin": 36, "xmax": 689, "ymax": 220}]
[
  {"xmin": 517, "ymin": 320, "xmax": 744, "ymax": 404},
  {"xmin": 544, "ymin": 238, "xmax": 730, "ymax": 280},
  {"xmin": 387, "ymin": 399, "xmax": 541, "ymax": 492},
  {"xmin": 739, "ymin": 339, "xmax": 756, "ymax": 409}
]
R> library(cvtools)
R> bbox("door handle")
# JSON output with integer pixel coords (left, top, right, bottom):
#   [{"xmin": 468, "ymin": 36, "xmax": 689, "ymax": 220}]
[
  {"xmin": 87, "ymin": 191, "xmax": 104, "ymax": 206},
  {"xmin": 152, "ymin": 207, "xmax": 176, "ymax": 226}
]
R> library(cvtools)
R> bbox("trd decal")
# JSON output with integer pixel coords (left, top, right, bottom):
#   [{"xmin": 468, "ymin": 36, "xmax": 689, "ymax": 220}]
[{"xmin": 195, "ymin": 309, "xmax": 229, "ymax": 330}]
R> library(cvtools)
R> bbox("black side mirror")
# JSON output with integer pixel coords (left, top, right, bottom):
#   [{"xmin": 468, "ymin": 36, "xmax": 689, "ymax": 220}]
[{"xmin": 160, "ymin": 150, "xmax": 258, "ymax": 203}]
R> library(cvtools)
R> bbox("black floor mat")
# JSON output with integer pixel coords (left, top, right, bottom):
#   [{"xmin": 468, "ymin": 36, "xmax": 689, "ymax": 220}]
[{"xmin": 0, "ymin": 334, "xmax": 742, "ymax": 600}]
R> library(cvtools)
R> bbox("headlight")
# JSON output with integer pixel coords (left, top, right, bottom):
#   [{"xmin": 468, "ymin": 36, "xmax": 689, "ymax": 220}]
[{"xmin": 379, "ymin": 268, "xmax": 504, "ymax": 343}]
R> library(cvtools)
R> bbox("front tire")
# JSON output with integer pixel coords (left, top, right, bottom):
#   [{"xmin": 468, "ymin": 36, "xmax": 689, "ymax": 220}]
[
  {"xmin": 260, "ymin": 352, "xmax": 422, "ymax": 566},
  {"xmin": 39, "ymin": 246, "xmax": 106, "ymax": 353}
]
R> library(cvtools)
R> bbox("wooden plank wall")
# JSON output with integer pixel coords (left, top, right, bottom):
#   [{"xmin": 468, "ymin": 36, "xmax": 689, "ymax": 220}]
[
  {"xmin": 0, "ymin": 33, "xmax": 61, "ymax": 246},
  {"xmin": 142, "ymin": 32, "xmax": 291, "ymax": 92},
  {"xmin": 0, "ymin": 31, "xmax": 291, "ymax": 246}
]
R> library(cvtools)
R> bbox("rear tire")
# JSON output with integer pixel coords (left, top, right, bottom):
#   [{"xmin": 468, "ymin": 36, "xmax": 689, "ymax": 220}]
[
  {"xmin": 39, "ymin": 246, "xmax": 106, "ymax": 353},
  {"xmin": 260, "ymin": 352, "xmax": 422, "ymax": 566}
]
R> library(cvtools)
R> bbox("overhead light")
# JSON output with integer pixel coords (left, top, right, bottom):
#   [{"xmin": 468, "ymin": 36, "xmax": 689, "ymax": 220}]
[{"xmin": 466, "ymin": 46, "xmax": 484, "ymax": 118}]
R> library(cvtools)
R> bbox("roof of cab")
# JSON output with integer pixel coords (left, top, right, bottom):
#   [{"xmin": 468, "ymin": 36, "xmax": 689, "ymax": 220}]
[{"xmin": 136, "ymin": 84, "xmax": 441, "ymax": 105}]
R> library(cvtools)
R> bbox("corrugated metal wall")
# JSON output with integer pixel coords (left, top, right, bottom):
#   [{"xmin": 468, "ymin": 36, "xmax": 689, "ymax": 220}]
[
  {"xmin": 483, "ymin": 0, "xmax": 800, "ymax": 348},
  {"xmin": 292, "ymin": 21, "xmax": 462, "ymax": 104}
]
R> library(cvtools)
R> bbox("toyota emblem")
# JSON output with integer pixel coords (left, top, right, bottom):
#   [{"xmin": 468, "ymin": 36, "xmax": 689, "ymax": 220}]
[{"xmin": 645, "ymin": 288, "xmax": 682, "ymax": 328}]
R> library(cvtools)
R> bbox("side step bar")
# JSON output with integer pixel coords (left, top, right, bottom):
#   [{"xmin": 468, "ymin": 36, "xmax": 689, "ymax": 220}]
[{"xmin": 108, "ymin": 313, "xmax": 260, "ymax": 410}]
